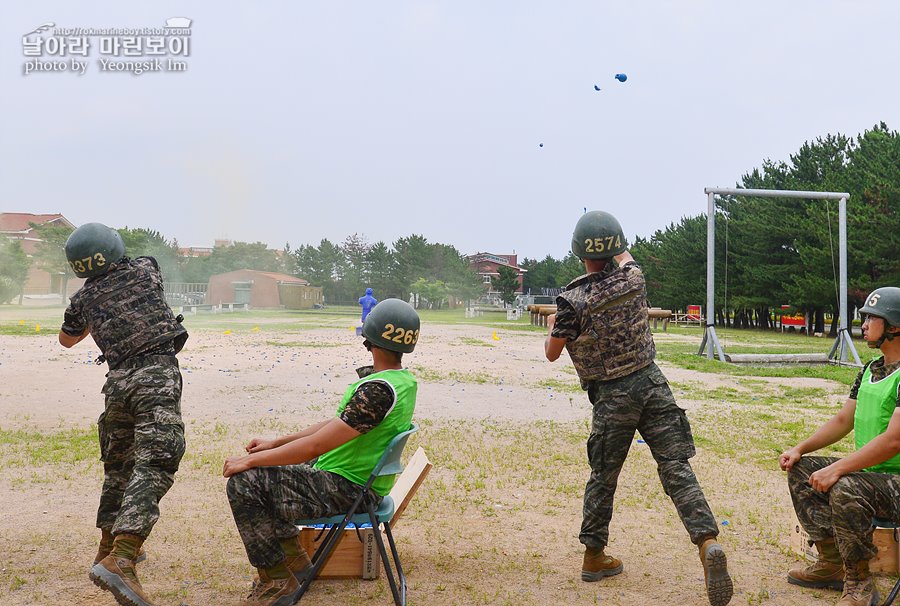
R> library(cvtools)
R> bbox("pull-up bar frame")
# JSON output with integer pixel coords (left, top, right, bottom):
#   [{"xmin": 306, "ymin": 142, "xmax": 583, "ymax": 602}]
[{"xmin": 699, "ymin": 187, "xmax": 861, "ymax": 366}]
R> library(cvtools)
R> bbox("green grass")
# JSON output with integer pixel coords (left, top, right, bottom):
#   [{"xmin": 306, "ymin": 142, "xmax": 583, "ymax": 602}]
[
  {"xmin": 264, "ymin": 340, "xmax": 346, "ymax": 348},
  {"xmin": 655, "ymin": 337, "xmax": 872, "ymax": 385},
  {"xmin": 534, "ymin": 378, "xmax": 582, "ymax": 393},
  {"xmin": 665, "ymin": 373, "xmax": 854, "ymax": 467},
  {"xmin": 410, "ymin": 365, "xmax": 501, "ymax": 385},
  {"xmin": 0, "ymin": 323, "xmax": 48, "ymax": 336},
  {"xmin": 0, "ymin": 426, "xmax": 98, "ymax": 469},
  {"xmin": 456, "ymin": 337, "xmax": 494, "ymax": 347}
]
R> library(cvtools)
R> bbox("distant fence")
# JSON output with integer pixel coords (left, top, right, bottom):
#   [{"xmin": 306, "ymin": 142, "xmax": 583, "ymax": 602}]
[{"xmin": 164, "ymin": 282, "xmax": 208, "ymax": 307}]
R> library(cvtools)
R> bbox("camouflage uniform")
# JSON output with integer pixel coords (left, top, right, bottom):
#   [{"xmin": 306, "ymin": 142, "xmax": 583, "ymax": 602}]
[
  {"xmin": 62, "ymin": 256, "xmax": 188, "ymax": 538},
  {"xmin": 788, "ymin": 358, "xmax": 900, "ymax": 565},
  {"xmin": 553, "ymin": 261, "xmax": 719, "ymax": 550},
  {"xmin": 227, "ymin": 374, "xmax": 397, "ymax": 568}
]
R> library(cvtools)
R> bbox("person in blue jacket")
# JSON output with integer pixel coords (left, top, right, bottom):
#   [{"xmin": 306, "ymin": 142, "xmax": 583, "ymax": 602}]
[{"xmin": 359, "ymin": 288, "xmax": 378, "ymax": 322}]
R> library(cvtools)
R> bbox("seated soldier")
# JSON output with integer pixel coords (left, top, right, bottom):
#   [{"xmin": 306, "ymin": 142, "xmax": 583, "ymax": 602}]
[
  {"xmin": 780, "ymin": 287, "xmax": 900, "ymax": 606},
  {"xmin": 223, "ymin": 298, "xmax": 420, "ymax": 606}
]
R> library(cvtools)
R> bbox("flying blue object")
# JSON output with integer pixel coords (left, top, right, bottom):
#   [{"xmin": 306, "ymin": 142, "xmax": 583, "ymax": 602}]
[
  {"xmin": 615, "ymin": 73, "xmax": 627, "ymax": 82},
  {"xmin": 593, "ymin": 85, "xmax": 602, "ymax": 91}
]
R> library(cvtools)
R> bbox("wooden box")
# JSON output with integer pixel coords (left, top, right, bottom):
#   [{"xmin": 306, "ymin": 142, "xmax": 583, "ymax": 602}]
[
  {"xmin": 299, "ymin": 525, "xmax": 380, "ymax": 579},
  {"xmin": 789, "ymin": 514, "xmax": 899, "ymax": 573},
  {"xmin": 297, "ymin": 447, "xmax": 432, "ymax": 579}
]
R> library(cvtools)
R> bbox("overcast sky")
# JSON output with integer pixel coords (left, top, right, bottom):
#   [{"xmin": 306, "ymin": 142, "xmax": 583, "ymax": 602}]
[{"xmin": 2, "ymin": 2, "xmax": 898, "ymax": 261}]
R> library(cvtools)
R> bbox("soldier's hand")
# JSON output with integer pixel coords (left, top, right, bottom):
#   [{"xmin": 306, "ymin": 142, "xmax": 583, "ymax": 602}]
[
  {"xmin": 779, "ymin": 448, "xmax": 801, "ymax": 471},
  {"xmin": 809, "ymin": 465, "xmax": 843, "ymax": 493},
  {"xmin": 223, "ymin": 455, "xmax": 253, "ymax": 478},
  {"xmin": 246, "ymin": 438, "xmax": 277, "ymax": 453}
]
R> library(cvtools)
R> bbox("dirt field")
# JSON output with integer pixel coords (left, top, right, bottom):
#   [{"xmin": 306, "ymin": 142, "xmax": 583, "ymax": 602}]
[{"xmin": 0, "ymin": 309, "xmax": 885, "ymax": 605}]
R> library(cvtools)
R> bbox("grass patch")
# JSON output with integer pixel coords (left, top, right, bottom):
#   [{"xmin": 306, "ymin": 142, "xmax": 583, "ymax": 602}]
[
  {"xmin": 534, "ymin": 378, "xmax": 582, "ymax": 393},
  {"xmin": 264, "ymin": 340, "xmax": 346, "ymax": 348},
  {"xmin": 0, "ymin": 426, "xmax": 98, "ymax": 470},
  {"xmin": 0, "ymin": 323, "xmax": 47, "ymax": 336},
  {"xmin": 456, "ymin": 337, "xmax": 494, "ymax": 347},
  {"xmin": 410, "ymin": 366, "xmax": 501, "ymax": 385},
  {"xmin": 657, "ymin": 342, "xmax": 867, "ymax": 386}
]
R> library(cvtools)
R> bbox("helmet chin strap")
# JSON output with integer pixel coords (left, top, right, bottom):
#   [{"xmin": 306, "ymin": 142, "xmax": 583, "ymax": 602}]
[{"xmin": 875, "ymin": 326, "xmax": 899, "ymax": 348}]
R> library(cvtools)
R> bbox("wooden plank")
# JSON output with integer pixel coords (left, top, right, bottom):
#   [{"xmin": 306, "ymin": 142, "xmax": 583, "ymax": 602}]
[{"xmin": 388, "ymin": 447, "xmax": 432, "ymax": 528}]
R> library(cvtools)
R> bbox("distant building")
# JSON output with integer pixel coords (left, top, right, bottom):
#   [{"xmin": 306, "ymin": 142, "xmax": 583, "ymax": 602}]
[
  {"xmin": 0, "ymin": 212, "xmax": 85, "ymax": 297},
  {"xmin": 467, "ymin": 252, "xmax": 526, "ymax": 303},
  {"xmin": 177, "ymin": 246, "xmax": 214, "ymax": 258},
  {"xmin": 206, "ymin": 269, "xmax": 323, "ymax": 309}
]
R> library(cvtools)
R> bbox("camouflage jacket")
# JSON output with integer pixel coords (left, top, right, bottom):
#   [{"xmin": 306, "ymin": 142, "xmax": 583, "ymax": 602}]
[
  {"xmin": 62, "ymin": 256, "xmax": 187, "ymax": 369},
  {"xmin": 554, "ymin": 261, "xmax": 655, "ymax": 386}
]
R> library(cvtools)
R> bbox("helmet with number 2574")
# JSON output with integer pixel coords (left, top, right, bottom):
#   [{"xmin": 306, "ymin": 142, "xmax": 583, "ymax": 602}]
[{"xmin": 571, "ymin": 210, "xmax": 627, "ymax": 260}]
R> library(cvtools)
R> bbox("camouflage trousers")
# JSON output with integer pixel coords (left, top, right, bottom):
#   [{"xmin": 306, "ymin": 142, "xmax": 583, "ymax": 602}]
[
  {"xmin": 788, "ymin": 456, "xmax": 900, "ymax": 565},
  {"xmin": 227, "ymin": 464, "xmax": 371, "ymax": 568},
  {"xmin": 97, "ymin": 356, "xmax": 185, "ymax": 538},
  {"xmin": 581, "ymin": 362, "xmax": 719, "ymax": 550}
]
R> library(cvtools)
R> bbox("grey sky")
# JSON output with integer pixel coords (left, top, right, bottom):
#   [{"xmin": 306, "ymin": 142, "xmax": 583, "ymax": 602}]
[{"xmin": 2, "ymin": 2, "xmax": 899, "ymax": 261}]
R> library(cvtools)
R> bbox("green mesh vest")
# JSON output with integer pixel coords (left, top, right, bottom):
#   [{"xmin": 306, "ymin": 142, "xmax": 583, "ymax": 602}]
[
  {"xmin": 315, "ymin": 369, "xmax": 417, "ymax": 496},
  {"xmin": 854, "ymin": 361, "xmax": 900, "ymax": 473}
]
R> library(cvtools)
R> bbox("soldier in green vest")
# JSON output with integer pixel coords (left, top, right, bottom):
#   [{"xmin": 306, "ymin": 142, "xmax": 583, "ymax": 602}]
[
  {"xmin": 223, "ymin": 298, "xmax": 419, "ymax": 606},
  {"xmin": 545, "ymin": 211, "xmax": 732, "ymax": 606},
  {"xmin": 780, "ymin": 287, "xmax": 900, "ymax": 606}
]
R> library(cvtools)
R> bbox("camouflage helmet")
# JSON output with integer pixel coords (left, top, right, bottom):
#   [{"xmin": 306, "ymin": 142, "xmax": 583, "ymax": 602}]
[
  {"xmin": 571, "ymin": 211, "xmax": 627, "ymax": 259},
  {"xmin": 362, "ymin": 298, "xmax": 421, "ymax": 353},
  {"xmin": 64, "ymin": 222, "xmax": 125, "ymax": 278},
  {"xmin": 859, "ymin": 287, "xmax": 900, "ymax": 328}
]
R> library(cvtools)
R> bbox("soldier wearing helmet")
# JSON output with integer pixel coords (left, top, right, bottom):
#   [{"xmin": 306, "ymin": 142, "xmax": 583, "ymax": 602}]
[
  {"xmin": 780, "ymin": 287, "xmax": 900, "ymax": 606},
  {"xmin": 58, "ymin": 222, "xmax": 188, "ymax": 606},
  {"xmin": 544, "ymin": 211, "xmax": 732, "ymax": 606},
  {"xmin": 224, "ymin": 298, "xmax": 420, "ymax": 606}
]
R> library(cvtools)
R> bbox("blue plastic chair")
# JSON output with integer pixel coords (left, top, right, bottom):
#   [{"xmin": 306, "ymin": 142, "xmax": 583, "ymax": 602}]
[
  {"xmin": 873, "ymin": 518, "xmax": 900, "ymax": 606},
  {"xmin": 293, "ymin": 423, "xmax": 419, "ymax": 606}
]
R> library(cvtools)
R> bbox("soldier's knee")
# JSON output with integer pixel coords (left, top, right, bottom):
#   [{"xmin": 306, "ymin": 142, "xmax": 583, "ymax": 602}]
[
  {"xmin": 226, "ymin": 474, "xmax": 241, "ymax": 502},
  {"xmin": 828, "ymin": 476, "xmax": 859, "ymax": 505},
  {"xmin": 788, "ymin": 456, "xmax": 819, "ymax": 482},
  {"xmin": 226, "ymin": 468, "xmax": 257, "ymax": 502}
]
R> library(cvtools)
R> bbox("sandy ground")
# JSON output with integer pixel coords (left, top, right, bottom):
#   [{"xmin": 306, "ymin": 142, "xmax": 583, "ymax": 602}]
[{"xmin": 0, "ymin": 318, "xmax": 879, "ymax": 606}]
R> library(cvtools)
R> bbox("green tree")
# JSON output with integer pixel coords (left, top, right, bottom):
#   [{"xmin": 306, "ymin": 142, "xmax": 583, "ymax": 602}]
[
  {"xmin": 28, "ymin": 221, "xmax": 75, "ymax": 296},
  {"xmin": 363, "ymin": 241, "xmax": 398, "ymax": 298},
  {"xmin": 409, "ymin": 278, "xmax": 448, "ymax": 309},
  {"xmin": 393, "ymin": 234, "xmax": 431, "ymax": 293},
  {"xmin": 117, "ymin": 227, "xmax": 181, "ymax": 280},
  {"xmin": 181, "ymin": 242, "xmax": 280, "ymax": 284},
  {"xmin": 495, "ymin": 265, "xmax": 519, "ymax": 305},
  {"xmin": 294, "ymin": 239, "xmax": 346, "ymax": 302},
  {"xmin": 446, "ymin": 269, "xmax": 483, "ymax": 306},
  {"xmin": 338, "ymin": 233, "xmax": 372, "ymax": 303},
  {"xmin": 0, "ymin": 239, "xmax": 30, "ymax": 303}
]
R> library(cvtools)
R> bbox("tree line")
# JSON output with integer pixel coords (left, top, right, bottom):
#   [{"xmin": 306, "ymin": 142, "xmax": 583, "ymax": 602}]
[
  {"xmin": 520, "ymin": 123, "xmax": 900, "ymax": 333},
  {"xmin": 1, "ymin": 227, "xmax": 486, "ymax": 308},
  {"xmin": 4, "ymin": 123, "xmax": 896, "ymax": 317}
]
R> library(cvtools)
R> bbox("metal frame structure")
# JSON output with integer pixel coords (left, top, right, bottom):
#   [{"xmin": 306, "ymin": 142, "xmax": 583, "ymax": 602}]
[{"xmin": 699, "ymin": 187, "xmax": 861, "ymax": 365}]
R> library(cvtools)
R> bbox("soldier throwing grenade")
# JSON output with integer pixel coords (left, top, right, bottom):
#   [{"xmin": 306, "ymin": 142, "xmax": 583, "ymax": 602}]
[
  {"xmin": 58, "ymin": 223, "xmax": 188, "ymax": 606},
  {"xmin": 544, "ymin": 211, "xmax": 733, "ymax": 606}
]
